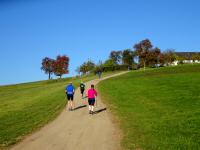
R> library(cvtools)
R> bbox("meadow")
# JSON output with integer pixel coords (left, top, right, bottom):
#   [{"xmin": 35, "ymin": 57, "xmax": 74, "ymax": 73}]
[{"xmin": 98, "ymin": 64, "xmax": 200, "ymax": 150}]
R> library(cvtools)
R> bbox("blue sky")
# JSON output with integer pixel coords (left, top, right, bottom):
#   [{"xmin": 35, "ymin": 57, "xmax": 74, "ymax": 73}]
[{"xmin": 0, "ymin": 0, "xmax": 200, "ymax": 85}]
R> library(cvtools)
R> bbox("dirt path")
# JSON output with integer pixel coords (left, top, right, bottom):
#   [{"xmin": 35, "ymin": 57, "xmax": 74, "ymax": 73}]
[{"xmin": 11, "ymin": 72, "xmax": 128, "ymax": 150}]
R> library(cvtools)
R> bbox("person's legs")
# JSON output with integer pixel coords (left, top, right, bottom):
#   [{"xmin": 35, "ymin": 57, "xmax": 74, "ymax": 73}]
[
  {"xmin": 89, "ymin": 105, "xmax": 91, "ymax": 111},
  {"xmin": 70, "ymin": 101, "xmax": 73, "ymax": 110},
  {"xmin": 71, "ymin": 94, "xmax": 74, "ymax": 110},
  {"xmin": 88, "ymin": 99, "xmax": 92, "ymax": 114},
  {"xmin": 67, "ymin": 94, "xmax": 71, "ymax": 110},
  {"xmin": 67, "ymin": 101, "xmax": 70, "ymax": 110},
  {"xmin": 91, "ymin": 99, "xmax": 95, "ymax": 114},
  {"xmin": 67, "ymin": 95, "xmax": 74, "ymax": 111},
  {"xmin": 91, "ymin": 106, "xmax": 94, "ymax": 112},
  {"xmin": 81, "ymin": 90, "xmax": 84, "ymax": 98},
  {"xmin": 80, "ymin": 90, "xmax": 83, "ymax": 97}
]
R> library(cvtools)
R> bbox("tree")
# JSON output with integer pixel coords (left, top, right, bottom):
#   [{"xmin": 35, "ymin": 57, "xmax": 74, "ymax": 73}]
[
  {"xmin": 53, "ymin": 55, "xmax": 69, "ymax": 78},
  {"xmin": 86, "ymin": 60, "xmax": 95, "ymax": 72},
  {"xmin": 158, "ymin": 53, "xmax": 165, "ymax": 66},
  {"xmin": 163, "ymin": 49, "xmax": 176, "ymax": 65},
  {"xmin": 109, "ymin": 51, "xmax": 122, "ymax": 65},
  {"xmin": 122, "ymin": 49, "xmax": 135, "ymax": 66},
  {"xmin": 41, "ymin": 57, "xmax": 55, "ymax": 79},
  {"xmin": 79, "ymin": 60, "xmax": 95, "ymax": 75},
  {"xmin": 102, "ymin": 59, "xmax": 116, "ymax": 71},
  {"xmin": 79, "ymin": 62, "xmax": 88, "ymax": 74},
  {"xmin": 94, "ymin": 60, "xmax": 103, "ymax": 74},
  {"xmin": 103, "ymin": 59, "xmax": 115, "ymax": 67},
  {"xmin": 134, "ymin": 39, "xmax": 153, "ymax": 70},
  {"xmin": 147, "ymin": 47, "xmax": 161, "ymax": 67}
]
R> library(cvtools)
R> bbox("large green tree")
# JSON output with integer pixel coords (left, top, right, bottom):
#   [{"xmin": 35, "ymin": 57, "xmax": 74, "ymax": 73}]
[{"xmin": 122, "ymin": 49, "xmax": 135, "ymax": 66}]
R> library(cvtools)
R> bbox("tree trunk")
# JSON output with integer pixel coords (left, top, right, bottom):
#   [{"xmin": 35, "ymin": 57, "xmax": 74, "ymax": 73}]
[
  {"xmin": 48, "ymin": 72, "xmax": 51, "ymax": 80},
  {"xmin": 143, "ymin": 60, "xmax": 146, "ymax": 71}
]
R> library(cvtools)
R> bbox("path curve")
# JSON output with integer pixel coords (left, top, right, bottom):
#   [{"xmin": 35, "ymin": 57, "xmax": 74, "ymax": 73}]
[{"xmin": 11, "ymin": 72, "xmax": 128, "ymax": 150}]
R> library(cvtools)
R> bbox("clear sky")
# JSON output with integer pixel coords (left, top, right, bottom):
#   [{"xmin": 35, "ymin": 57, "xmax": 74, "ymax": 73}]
[{"xmin": 0, "ymin": 0, "xmax": 200, "ymax": 85}]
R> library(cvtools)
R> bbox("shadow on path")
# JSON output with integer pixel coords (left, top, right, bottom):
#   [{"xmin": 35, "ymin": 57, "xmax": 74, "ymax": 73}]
[
  {"xmin": 94, "ymin": 108, "xmax": 107, "ymax": 114},
  {"xmin": 74, "ymin": 105, "xmax": 87, "ymax": 111},
  {"xmin": 82, "ymin": 96, "xmax": 88, "ymax": 99}
]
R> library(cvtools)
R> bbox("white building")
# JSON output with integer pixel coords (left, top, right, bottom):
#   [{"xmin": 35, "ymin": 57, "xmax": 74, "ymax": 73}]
[{"xmin": 173, "ymin": 52, "xmax": 200, "ymax": 65}]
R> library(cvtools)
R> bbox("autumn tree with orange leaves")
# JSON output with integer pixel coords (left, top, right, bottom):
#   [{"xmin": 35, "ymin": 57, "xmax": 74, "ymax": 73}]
[
  {"xmin": 53, "ymin": 55, "xmax": 70, "ymax": 78},
  {"xmin": 41, "ymin": 55, "xmax": 69, "ymax": 79}
]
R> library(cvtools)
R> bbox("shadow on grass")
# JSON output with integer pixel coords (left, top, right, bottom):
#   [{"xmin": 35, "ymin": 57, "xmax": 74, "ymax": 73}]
[{"xmin": 74, "ymin": 105, "xmax": 87, "ymax": 110}]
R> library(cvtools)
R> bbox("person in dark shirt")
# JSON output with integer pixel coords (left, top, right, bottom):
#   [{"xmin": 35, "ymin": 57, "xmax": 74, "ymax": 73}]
[{"xmin": 80, "ymin": 82, "xmax": 85, "ymax": 98}]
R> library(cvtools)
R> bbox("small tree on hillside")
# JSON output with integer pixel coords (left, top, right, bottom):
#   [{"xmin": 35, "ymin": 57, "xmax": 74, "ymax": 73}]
[
  {"xmin": 102, "ymin": 59, "xmax": 116, "ymax": 71},
  {"xmin": 134, "ymin": 39, "xmax": 153, "ymax": 70},
  {"xmin": 41, "ymin": 57, "xmax": 55, "ymax": 79},
  {"xmin": 103, "ymin": 59, "xmax": 116, "ymax": 67},
  {"xmin": 109, "ymin": 50, "xmax": 122, "ymax": 65},
  {"xmin": 79, "ymin": 62, "xmax": 88, "ymax": 75},
  {"xmin": 94, "ymin": 60, "xmax": 103, "ymax": 74},
  {"xmin": 86, "ymin": 60, "xmax": 95, "ymax": 72},
  {"xmin": 79, "ymin": 60, "xmax": 95, "ymax": 75},
  {"xmin": 53, "ymin": 55, "xmax": 69, "ymax": 78}
]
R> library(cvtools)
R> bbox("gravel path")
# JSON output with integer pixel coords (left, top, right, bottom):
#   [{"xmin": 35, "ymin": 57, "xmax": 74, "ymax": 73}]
[{"xmin": 11, "ymin": 72, "xmax": 128, "ymax": 150}]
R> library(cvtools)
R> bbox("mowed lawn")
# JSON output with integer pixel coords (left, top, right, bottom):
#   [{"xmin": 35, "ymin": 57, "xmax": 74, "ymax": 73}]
[
  {"xmin": 98, "ymin": 64, "xmax": 200, "ymax": 150},
  {"xmin": 0, "ymin": 71, "xmax": 120, "ymax": 149}
]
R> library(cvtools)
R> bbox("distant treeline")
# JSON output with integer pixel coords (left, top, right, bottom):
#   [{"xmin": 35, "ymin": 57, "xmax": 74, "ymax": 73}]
[
  {"xmin": 41, "ymin": 39, "xmax": 200, "ymax": 79},
  {"xmin": 77, "ymin": 39, "xmax": 200, "ymax": 75}
]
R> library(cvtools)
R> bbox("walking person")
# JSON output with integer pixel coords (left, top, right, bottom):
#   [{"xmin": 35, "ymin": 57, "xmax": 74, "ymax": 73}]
[
  {"xmin": 80, "ymin": 81, "xmax": 85, "ymax": 98},
  {"xmin": 65, "ymin": 82, "xmax": 75, "ymax": 111},
  {"xmin": 97, "ymin": 70, "xmax": 102, "ymax": 79},
  {"xmin": 87, "ymin": 84, "xmax": 97, "ymax": 114}
]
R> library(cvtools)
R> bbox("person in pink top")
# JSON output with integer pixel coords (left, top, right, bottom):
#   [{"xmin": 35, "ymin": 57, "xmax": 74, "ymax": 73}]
[{"xmin": 87, "ymin": 84, "xmax": 97, "ymax": 114}]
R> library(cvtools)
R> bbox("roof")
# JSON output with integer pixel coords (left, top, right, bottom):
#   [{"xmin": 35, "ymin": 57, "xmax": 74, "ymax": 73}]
[{"xmin": 175, "ymin": 52, "xmax": 200, "ymax": 58}]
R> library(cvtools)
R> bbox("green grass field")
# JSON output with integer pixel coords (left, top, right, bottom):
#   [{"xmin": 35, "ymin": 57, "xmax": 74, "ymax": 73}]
[
  {"xmin": 0, "ymin": 71, "xmax": 120, "ymax": 149},
  {"xmin": 98, "ymin": 64, "xmax": 200, "ymax": 150}
]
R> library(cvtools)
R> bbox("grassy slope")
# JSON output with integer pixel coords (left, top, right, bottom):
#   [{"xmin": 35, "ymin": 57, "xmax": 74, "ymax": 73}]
[
  {"xmin": 0, "ymin": 71, "xmax": 121, "ymax": 149},
  {"xmin": 98, "ymin": 64, "xmax": 200, "ymax": 150}
]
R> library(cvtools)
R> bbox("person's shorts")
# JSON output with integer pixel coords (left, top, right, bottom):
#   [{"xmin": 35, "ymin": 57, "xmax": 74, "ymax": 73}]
[
  {"xmin": 80, "ymin": 89, "xmax": 85, "ymax": 94},
  {"xmin": 67, "ymin": 94, "xmax": 74, "ymax": 101},
  {"xmin": 88, "ymin": 98, "xmax": 95, "ymax": 106}
]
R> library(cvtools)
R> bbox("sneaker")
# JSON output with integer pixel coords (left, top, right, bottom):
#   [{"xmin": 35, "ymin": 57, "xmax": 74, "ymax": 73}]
[{"xmin": 89, "ymin": 110, "xmax": 92, "ymax": 114}]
